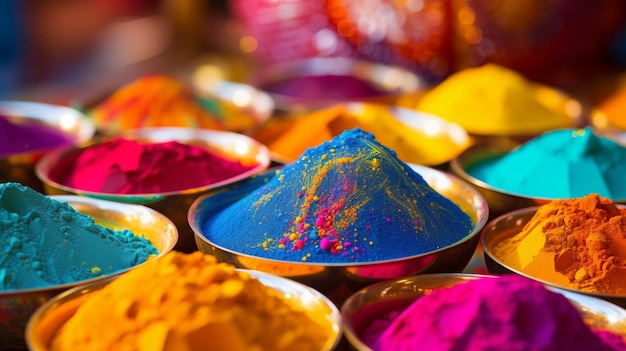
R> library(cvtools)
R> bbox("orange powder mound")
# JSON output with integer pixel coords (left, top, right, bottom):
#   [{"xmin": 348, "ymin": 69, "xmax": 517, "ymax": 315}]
[
  {"xmin": 88, "ymin": 75, "xmax": 228, "ymax": 132},
  {"xmin": 49, "ymin": 252, "xmax": 330, "ymax": 351},
  {"xmin": 493, "ymin": 194, "xmax": 626, "ymax": 295}
]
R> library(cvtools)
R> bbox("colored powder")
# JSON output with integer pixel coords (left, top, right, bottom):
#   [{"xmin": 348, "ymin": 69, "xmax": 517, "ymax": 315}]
[
  {"xmin": 0, "ymin": 182, "xmax": 158, "ymax": 291},
  {"xmin": 493, "ymin": 194, "xmax": 626, "ymax": 295},
  {"xmin": 362, "ymin": 276, "xmax": 625, "ymax": 351},
  {"xmin": 202, "ymin": 128, "xmax": 473, "ymax": 263},
  {"xmin": 48, "ymin": 137, "xmax": 256, "ymax": 194},
  {"xmin": 0, "ymin": 114, "xmax": 75, "ymax": 157},
  {"xmin": 467, "ymin": 127, "xmax": 626, "ymax": 199},
  {"xmin": 596, "ymin": 83, "xmax": 626, "ymax": 130},
  {"xmin": 413, "ymin": 64, "xmax": 577, "ymax": 136},
  {"xmin": 262, "ymin": 103, "xmax": 469, "ymax": 166},
  {"xmin": 88, "ymin": 75, "xmax": 257, "ymax": 132},
  {"xmin": 50, "ymin": 251, "xmax": 331, "ymax": 351},
  {"xmin": 262, "ymin": 75, "xmax": 384, "ymax": 100}
]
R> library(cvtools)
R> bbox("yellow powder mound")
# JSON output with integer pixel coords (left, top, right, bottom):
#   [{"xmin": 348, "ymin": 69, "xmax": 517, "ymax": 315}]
[
  {"xmin": 50, "ymin": 252, "xmax": 330, "ymax": 351},
  {"xmin": 493, "ymin": 194, "xmax": 626, "ymax": 295},
  {"xmin": 414, "ymin": 64, "xmax": 578, "ymax": 136}
]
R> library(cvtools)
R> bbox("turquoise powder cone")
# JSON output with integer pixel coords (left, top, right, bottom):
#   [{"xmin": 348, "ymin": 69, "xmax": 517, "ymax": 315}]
[{"xmin": 467, "ymin": 127, "xmax": 626, "ymax": 199}]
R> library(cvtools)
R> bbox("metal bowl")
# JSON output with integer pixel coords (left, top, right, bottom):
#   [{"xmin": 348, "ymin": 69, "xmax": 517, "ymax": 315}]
[
  {"xmin": 0, "ymin": 195, "xmax": 178, "ymax": 351},
  {"xmin": 70, "ymin": 75, "xmax": 274, "ymax": 134},
  {"xmin": 250, "ymin": 57, "xmax": 427, "ymax": 113},
  {"xmin": 36, "ymin": 127, "xmax": 271, "ymax": 253},
  {"xmin": 450, "ymin": 140, "xmax": 556, "ymax": 220},
  {"xmin": 25, "ymin": 268, "xmax": 342, "ymax": 351},
  {"xmin": 189, "ymin": 164, "xmax": 489, "ymax": 306},
  {"xmin": 481, "ymin": 206, "xmax": 626, "ymax": 309},
  {"xmin": 341, "ymin": 273, "xmax": 626, "ymax": 351},
  {"xmin": 0, "ymin": 101, "xmax": 95, "ymax": 193}
]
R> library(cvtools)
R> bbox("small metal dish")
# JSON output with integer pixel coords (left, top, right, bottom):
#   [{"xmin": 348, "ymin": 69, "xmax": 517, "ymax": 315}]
[
  {"xmin": 481, "ymin": 206, "xmax": 626, "ymax": 309},
  {"xmin": 25, "ymin": 269, "xmax": 342, "ymax": 351},
  {"xmin": 189, "ymin": 164, "xmax": 488, "ymax": 306},
  {"xmin": 35, "ymin": 127, "xmax": 271, "ymax": 253},
  {"xmin": 0, "ymin": 195, "xmax": 178, "ymax": 351},
  {"xmin": 341, "ymin": 273, "xmax": 626, "ymax": 350},
  {"xmin": 0, "ymin": 101, "xmax": 95, "ymax": 192}
]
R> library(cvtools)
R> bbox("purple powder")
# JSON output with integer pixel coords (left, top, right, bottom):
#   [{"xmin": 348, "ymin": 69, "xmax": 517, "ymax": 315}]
[
  {"xmin": 262, "ymin": 75, "xmax": 385, "ymax": 100},
  {"xmin": 0, "ymin": 114, "xmax": 75, "ymax": 157}
]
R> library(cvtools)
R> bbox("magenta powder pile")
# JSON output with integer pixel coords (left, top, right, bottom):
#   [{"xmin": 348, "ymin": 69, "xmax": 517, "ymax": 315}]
[
  {"xmin": 359, "ymin": 275, "xmax": 626, "ymax": 351},
  {"xmin": 47, "ymin": 137, "xmax": 256, "ymax": 194}
]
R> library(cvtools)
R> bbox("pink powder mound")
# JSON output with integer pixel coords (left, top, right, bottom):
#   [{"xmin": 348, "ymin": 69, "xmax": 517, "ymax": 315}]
[
  {"xmin": 373, "ymin": 275, "xmax": 626, "ymax": 351},
  {"xmin": 48, "ymin": 138, "xmax": 255, "ymax": 194}
]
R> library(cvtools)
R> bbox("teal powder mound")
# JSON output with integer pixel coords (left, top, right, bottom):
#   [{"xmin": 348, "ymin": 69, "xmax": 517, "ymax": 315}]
[
  {"xmin": 0, "ymin": 182, "xmax": 159, "ymax": 291},
  {"xmin": 467, "ymin": 127, "xmax": 626, "ymax": 199},
  {"xmin": 202, "ymin": 128, "xmax": 473, "ymax": 263}
]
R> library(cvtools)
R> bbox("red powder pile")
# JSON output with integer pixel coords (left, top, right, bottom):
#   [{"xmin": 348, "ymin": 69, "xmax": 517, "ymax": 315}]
[
  {"xmin": 361, "ymin": 275, "xmax": 626, "ymax": 351},
  {"xmin": 48, "ymin": 138, "xmax": 256, "ymax": 194}
]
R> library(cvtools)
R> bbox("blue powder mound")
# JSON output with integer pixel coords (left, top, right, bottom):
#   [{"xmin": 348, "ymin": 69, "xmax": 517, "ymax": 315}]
[
  {"xmin": 0, "ymin": 182, "xmax": 159, "ymax": 291},
  {"xmin": 467, "ymin": 127, "xmax": 626, "ymax": 199},
  {"xmin": 202, "ymin": 128, "xmax": 473, "ymax": 263}
]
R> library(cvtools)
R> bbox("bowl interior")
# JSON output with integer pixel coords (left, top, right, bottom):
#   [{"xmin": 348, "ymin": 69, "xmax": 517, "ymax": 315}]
[
  {"xmin": 481, "ymin": 206, "xmax": 626, "ymax": 308},
  {"xmin": 25, "ymin": 269, "xmax": 342, "ymax": 351},
  {"xmin": 341, "ymin": 273, "xmax": 626, "ymax": 351},
  {"xmin": 0, "ymin": 195, "xmax": 177, "ymax": 350}
]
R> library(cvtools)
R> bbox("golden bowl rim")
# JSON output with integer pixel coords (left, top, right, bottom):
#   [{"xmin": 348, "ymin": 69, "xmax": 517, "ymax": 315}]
[{"xmin": 188, "ymin": 163, "xmax": 489, "ymax": 267}]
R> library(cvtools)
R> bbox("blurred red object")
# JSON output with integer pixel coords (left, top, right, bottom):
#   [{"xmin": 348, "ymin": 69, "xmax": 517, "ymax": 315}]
[{"xmin": 231, "ymin": 0, "xmax": 626, "ymax": 83}]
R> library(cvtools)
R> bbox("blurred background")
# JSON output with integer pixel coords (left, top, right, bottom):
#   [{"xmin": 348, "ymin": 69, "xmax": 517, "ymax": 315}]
[{"xmin": 3, "ymin": 0, "xmax": 626, "ymax": 104}]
